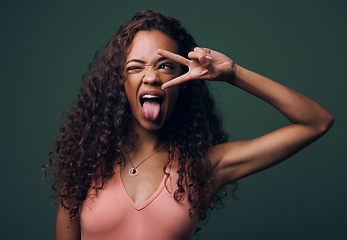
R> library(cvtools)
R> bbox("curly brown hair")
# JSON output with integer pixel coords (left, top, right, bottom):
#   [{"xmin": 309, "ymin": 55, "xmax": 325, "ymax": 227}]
[{"xmin": 44, "ymin": 10, "xmax": 232, "ymax": 222}]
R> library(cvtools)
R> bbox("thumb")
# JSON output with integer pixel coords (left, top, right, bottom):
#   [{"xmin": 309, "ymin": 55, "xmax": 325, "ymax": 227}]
[{"xmin": 199, "ymin": 55, "xmax": 212, "ymax": 68}]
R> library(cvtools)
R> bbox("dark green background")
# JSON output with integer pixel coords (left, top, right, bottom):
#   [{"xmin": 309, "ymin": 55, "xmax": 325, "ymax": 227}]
[{"xmin": 1, "ymin": 0, "xmax": 346, "ymax": 239}]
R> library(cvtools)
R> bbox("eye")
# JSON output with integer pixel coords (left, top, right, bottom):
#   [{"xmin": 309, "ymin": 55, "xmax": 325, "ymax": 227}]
[
  {"xmin": 158, "ymin": 63, "xmax": 175, "ymax": 71},
  {"xmin": 127, "ymin": 66, "xmax": 143, "ymax": 73}
]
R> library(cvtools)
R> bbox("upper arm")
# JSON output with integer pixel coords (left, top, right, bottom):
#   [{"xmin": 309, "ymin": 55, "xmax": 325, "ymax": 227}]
[
  {"xmin": 210, "ymin": 123, "xmax": 331, "ymax": 189},
  {"xmin": 55, "ymin": 204, "xmax": 81, "ymax": 240}
]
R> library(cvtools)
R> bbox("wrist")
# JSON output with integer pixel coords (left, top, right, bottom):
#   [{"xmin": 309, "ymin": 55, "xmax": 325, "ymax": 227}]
[{"xmin": 225, "ymin": 62, "xmax": 238, "ymax": 84}]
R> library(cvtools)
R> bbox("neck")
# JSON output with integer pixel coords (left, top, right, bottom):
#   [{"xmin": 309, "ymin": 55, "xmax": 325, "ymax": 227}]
[{"xmin": 131, "ymin": 123, "xmax": 167, "ymax": 156}]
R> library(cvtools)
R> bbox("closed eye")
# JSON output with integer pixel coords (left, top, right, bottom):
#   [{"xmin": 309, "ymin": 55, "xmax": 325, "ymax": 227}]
[{"xmin": 127, "ymin": 66, "xmax": 143, "ymax": 73}]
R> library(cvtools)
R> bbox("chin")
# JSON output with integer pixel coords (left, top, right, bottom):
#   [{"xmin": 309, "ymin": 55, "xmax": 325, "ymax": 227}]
[
  {"xmin": 134, "ymin": 117, "xmax": 164, "ymax": 132},
  {"xmin": 142, "ymin": 122, "xmax": 163, "ymax": 131},
  {"xmin": 137, "ymin": 111, "xmax": 175, "ymax": 133}
]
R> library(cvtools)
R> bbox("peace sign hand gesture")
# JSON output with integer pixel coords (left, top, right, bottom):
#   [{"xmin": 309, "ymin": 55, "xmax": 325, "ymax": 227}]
[{"xmin": 157, "ymin": 47, "xmax": 235, "ymax": 89}]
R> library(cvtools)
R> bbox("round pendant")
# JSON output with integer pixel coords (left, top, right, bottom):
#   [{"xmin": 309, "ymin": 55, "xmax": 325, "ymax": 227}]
[{"xmin": 129, "ymin": 168, "xmax": 139, "ymax": 176}]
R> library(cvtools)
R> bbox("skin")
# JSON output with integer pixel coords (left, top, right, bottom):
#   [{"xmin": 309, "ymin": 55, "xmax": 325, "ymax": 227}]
[
  {"xmin": 122, "ymin": 30, "xmax": 184, "ymax": 207},
  {"xmin": 55, "ymin": 30, "xmax": 334, "ymax": 240},
  {"xmin": 158, "ymin": 47, "xmax": 334, "ymax": 192},
  {"xmin": 124, "ymin": 30, "xmax": 182, "ymax": 131}
]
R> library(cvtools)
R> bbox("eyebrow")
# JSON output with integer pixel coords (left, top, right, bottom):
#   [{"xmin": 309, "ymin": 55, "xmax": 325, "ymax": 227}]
[{"xmin": 126, "ymin": 57, "xmax": 170, "ymax": 65}]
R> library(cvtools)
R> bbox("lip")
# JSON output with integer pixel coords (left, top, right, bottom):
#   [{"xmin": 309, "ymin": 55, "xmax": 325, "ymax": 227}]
[
  {"xmin": 139, "ymin": 90, "xmax": 165, "ymax": 100},
  {"xmin": 138, "ymin": 90, "xmax": 165, "ymax": 121}
]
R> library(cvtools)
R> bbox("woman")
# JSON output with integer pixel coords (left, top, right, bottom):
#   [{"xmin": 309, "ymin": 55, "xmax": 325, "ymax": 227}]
[{"xmin": 47, "ymin": 10, "xmax": 334, "ymax": 240}]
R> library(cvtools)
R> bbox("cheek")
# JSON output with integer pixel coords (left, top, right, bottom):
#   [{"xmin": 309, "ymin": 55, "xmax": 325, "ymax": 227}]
[
  {"xmin": 124, "ymin": 80, "xmax": 134, "ymax": 100},
  {"xmin": 166, "ymin": 87, "xmax": 180, "ymax": 111}
]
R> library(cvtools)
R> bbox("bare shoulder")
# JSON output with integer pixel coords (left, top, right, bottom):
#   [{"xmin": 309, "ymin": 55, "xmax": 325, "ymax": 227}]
[{"xmin": 55, "ymin": 204, "xmax": 81, "ymax": 240}]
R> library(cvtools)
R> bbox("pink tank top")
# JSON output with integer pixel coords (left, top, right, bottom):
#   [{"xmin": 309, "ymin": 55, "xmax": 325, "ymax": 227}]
[{"xmin": 80, "ymin": 162, "xmax": 198, "ymax": 240}]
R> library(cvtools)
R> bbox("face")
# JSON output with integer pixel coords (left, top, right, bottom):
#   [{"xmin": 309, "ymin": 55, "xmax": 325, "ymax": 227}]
[{"xmin": 124, "ymin": 30, "xmax": 182, "ymax": 131}]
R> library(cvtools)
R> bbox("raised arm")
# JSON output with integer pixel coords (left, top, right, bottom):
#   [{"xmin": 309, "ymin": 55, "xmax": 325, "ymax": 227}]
[{"xmin": 158, "ymin": 47, "xmax": 334, "ymax": 189}]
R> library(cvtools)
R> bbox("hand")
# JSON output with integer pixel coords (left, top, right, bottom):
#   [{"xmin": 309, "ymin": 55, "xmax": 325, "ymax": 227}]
[{"xmin": 157, "ymin": 47, "xmax": 235, "ymax": 89}]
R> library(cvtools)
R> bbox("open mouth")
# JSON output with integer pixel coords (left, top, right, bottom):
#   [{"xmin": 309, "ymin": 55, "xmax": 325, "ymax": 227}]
[
  {"xmin": 140, "ymin": 94, "xmax": 163, "ymax": 106},
  {"xmin": 140, "ymin": 94, "xmax": 164, "ymax": 121}
]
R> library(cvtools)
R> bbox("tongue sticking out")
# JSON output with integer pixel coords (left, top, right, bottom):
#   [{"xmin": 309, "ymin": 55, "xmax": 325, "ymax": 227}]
[{"xmin": 142, "ymin": 101, "xmax": 161, "ymax": 121}]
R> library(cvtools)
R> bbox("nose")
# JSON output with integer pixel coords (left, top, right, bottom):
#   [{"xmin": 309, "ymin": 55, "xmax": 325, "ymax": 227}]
[{"xmin": 143, "ymin": 68, "xmax": 161, "ymax": 86}]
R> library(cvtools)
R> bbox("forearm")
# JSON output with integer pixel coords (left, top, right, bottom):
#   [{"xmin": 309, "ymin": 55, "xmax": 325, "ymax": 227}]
[{"xmin": 228, "ymin": 65, "xmax": 334, "ymax": 132}]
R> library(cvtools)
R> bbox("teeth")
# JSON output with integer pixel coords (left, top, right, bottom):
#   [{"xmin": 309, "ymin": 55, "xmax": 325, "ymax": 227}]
[
  {"xmin": 140, "ymin": 94, "xmax": 163, "ymax": 106},
  {"xmin": 142, "ymin": 94, "xmax": 159, "ymax": 99}
]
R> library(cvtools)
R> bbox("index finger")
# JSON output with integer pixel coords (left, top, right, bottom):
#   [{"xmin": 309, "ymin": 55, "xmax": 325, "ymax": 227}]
[
  {"xmin": 161, "ymin": 73, "xmax": 191, "ymax": 89},
  {"xmin": 157, "ymin": 49, "xmax": 191, "ymax": 66}
]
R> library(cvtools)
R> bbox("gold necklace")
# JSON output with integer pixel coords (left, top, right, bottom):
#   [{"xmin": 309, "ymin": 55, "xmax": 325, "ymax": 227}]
[{"xmin": 127, "ymin": 143, "xmax": 166, "ymax": 176}]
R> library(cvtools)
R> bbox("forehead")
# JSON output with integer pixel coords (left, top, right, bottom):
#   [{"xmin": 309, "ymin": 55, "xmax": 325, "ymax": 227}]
[{"xmin": 126, "ymin": 30, "xmax": 179, "ymax": 62}]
